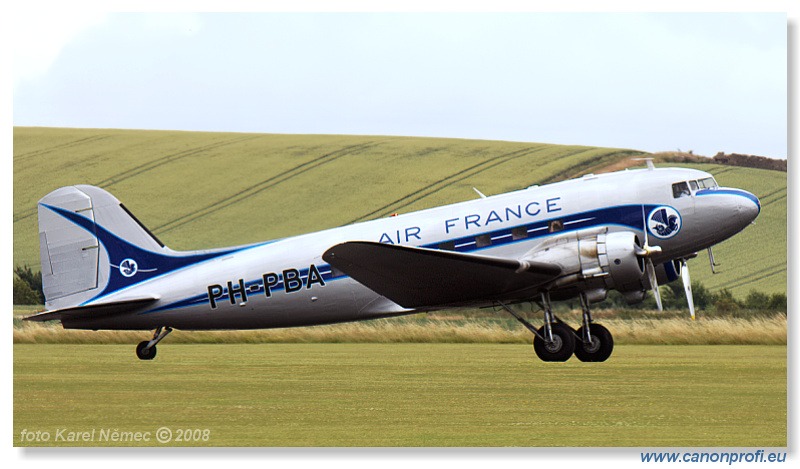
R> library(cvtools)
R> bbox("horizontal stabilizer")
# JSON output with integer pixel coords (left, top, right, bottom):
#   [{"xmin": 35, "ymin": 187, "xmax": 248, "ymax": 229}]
[
  {"xmin": 322, "ymin": 241, "xmax": 561, "ymax": 308},
  {"xmin": 23, "ymin": 296, "xmax": 159, "ymax": 322}
]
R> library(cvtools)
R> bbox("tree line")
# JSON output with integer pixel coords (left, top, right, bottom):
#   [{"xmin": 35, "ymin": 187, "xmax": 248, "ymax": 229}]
[{"xmin": 657, "ymin": 151, "xmax": 786, "ymax": 172}]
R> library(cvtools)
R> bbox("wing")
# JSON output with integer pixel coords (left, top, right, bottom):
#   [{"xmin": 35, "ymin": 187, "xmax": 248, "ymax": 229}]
[
  {"xmin": 322, "ymin": 241, "xmax": 561, "ymax": 308},
  {"xmin": 24, "ymin": 296, "xmax": 159, "ymax": 322}
]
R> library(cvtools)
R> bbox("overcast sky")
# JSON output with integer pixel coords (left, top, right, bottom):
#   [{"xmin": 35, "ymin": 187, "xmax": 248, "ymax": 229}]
[{"xmin": 12, "ymin": 12, "xmax": 787, "ymax": 158}]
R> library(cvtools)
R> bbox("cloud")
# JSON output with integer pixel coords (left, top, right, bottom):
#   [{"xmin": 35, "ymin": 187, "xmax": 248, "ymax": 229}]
[{"xmin": 12, "ymin": 11, "xmax": 108, "ymax": 86}]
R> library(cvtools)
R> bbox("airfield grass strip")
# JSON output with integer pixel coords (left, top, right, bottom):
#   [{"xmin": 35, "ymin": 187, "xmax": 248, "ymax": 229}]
[
  {"xmin": 13, "ymin": 314, "xmax": 786, "ymax": 346},
  {"xmin": 153, "ymin": 140, "xmax": 384, "ymax": 234}
]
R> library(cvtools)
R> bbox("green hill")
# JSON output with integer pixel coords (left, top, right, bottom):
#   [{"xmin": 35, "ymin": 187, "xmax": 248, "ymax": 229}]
[{"xmin": 13, "ymin": 127, "xmax": 786, "ymax": 298}]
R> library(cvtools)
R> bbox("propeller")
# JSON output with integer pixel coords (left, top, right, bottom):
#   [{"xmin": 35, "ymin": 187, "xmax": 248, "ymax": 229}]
[
  {"xmin": 637, "ymin": 206, "xmax": 663, "ymax": 311},
  {"xmin": 637, "ymin": 206, "xmax": 696, "ymax": 318},
  {"xmin": 643, "ymin": 256, "xmax": 662, "ymax": 311},
  {"xmin": 681, "ymin": 259, "xmax": 696, "ymax": 321}
]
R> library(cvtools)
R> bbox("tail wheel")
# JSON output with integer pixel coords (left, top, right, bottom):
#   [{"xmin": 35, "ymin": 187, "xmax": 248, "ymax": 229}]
[
  {"xmin": 574, "ymin": 323, "xmax": 614, "ymax": 362},
  {"xmin": 533, "ymin": 323, "xmax": 575, "ymax": 362},
  {"xmin": 136, "ymin": 341, "xmax": 157, "ymax": 360}
]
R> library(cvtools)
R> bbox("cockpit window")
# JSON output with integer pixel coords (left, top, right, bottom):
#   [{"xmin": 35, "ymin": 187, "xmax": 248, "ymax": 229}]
[
  {"xmin": 697, "ymin": 177, "xmax": 718, "ymax": 189},
  {"xmin": 672, "ymin": 181, "xmax": 690, "ymax": 198}
]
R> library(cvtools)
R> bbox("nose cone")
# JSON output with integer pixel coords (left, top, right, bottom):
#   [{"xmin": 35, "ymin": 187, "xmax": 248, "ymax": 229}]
[
  {"xmin": 694, "ymin": 187, "xmax": 760, "ymax": 245},
  {"xmin": 735, "ymin": 189, "xmax": 761, "ymax": 224}
]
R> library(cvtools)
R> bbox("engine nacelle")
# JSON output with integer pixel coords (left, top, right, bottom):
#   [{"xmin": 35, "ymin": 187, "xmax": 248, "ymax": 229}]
[
  {"xmin": 603, "ymin": 231, "xmax": 646, "ymax": 293},
  {"xmin": 522, "ymin": 228, "xmax": 646, "ymax": 301}
]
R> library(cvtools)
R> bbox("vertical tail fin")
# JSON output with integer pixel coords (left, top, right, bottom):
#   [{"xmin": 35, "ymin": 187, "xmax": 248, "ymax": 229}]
[{"xmin": 38, "ymin": 185, "xmax": 171, "ymax": 310}]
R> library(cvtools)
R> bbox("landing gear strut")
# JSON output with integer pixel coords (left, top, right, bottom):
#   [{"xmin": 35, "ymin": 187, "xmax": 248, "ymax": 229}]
[
  {"xmin": 136, "ymin": 326, "xmax": 173, "ymax": 360},
  {"xmin": 573, "ymin": 293, "xmax": 613, "ymax": 362},
  {"xmin": 499, "ymin": 292, "xmax": 614, "ymax": 362},
  {"xmin": 500, "ymin": 293, "xmax": 575, "ymax": 362}
]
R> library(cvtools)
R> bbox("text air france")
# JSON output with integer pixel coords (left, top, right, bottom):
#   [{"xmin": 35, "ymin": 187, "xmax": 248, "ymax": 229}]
[{"xmin": 379, "ymin": 196, "xmax": 562, "ymax": 245}]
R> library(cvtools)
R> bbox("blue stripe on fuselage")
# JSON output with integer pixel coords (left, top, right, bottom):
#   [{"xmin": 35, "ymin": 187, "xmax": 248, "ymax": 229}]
[
  {"xmin": 696, "ymin": 188, "xmax": 761, "ymax": 214},
  {"xmin": 142, "ymin": 203, "xmax": 659, "ymax": 314}
]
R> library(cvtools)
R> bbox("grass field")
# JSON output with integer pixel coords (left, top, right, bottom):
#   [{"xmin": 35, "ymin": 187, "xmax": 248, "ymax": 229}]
[
  {"xmin": 13, "ymin": 343, "xmax": 786, "ymax": 447},
  {"xmin": 13, "ymin": 127, "xmax": 786, "ymax": 298}
]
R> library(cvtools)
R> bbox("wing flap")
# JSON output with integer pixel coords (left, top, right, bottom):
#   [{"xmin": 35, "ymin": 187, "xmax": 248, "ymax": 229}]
[
  {"xmin": 23, "ymin": 296, "xmax": 159, "ymax": 322},
  {"xmin": 322, "ymin": 242, "xmax": 561, "ymax": 308}
]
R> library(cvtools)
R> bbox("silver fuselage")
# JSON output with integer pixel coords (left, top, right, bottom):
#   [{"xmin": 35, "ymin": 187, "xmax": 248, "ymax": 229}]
[{"xmin": 61, "ymin": 167, "xmax": 759, "ymax": 330}]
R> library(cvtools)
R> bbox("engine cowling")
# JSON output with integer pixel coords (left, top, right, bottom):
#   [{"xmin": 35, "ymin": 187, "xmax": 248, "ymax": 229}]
[
  {"xmin": 522, "ymin": 228, "xmax": 647, "ymax": 302},
  {"xmin": 603, "ymin": 231, "xmax": 646, "ymax": 293}
]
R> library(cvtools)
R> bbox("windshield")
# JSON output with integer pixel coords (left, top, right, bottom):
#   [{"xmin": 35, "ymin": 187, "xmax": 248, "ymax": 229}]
[{"xmin": 697, "ymin": 177, "xmax": 718, "ymax": 189}]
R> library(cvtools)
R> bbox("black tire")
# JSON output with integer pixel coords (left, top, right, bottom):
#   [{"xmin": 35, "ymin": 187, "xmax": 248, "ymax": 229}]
[
  {"xmin": 574, "ymin": 323, "xmax": 613, "ymax": 362},
  {"xmin": 533, "ymin": 323, "xmax": 575, "ymax": 362},
  {"xmin": 136, "ymin": 341, "xmax": 157, "ymax": 360}
]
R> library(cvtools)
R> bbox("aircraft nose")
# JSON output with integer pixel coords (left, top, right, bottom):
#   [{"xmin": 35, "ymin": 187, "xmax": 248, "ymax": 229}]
[
  {"xmin": 695, "ymin": 187, "xmax": 759, "ymax": 243},
  {"xmin": 735, "ymin": 189, "xmax": 761, "ymax": 223}
]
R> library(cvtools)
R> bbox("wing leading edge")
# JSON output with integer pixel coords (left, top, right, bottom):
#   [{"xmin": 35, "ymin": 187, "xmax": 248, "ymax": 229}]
[{"xmin": 322, "ymin": 241, "xmax": 561, "ymax": 308}]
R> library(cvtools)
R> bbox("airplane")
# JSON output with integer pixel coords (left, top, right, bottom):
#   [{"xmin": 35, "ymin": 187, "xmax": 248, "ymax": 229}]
[{"xmin": 25, "ymin": 159, "xmax": 761, "ymax": 361}]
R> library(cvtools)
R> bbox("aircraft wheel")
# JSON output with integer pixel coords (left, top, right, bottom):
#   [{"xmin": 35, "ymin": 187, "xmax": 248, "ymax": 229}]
[
  {"xmin": 533, "ymin": 323, "xmax": 575, "ymax": 362},
  {"xmin": 136, "ymin": 341, "xmax": 156, "ymax": 360},
  {"xmin": 574, "ymin": 324, "xmax": 613, "ymax": 362}
]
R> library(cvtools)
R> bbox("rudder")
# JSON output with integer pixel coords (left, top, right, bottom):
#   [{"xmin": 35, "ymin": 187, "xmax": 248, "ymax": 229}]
[{"xmin": 38, "ymin": 185, "xmax": 169, "ymax": 310}]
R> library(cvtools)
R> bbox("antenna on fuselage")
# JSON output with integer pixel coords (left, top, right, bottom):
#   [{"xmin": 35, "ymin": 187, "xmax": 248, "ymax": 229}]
[
  {"xmin": 632, "ymin": 157, "xmax": 656, "ymax": 170},
  {"xmin": 472, "ymin": 187, "xmax": 487, "ymax": 199}
]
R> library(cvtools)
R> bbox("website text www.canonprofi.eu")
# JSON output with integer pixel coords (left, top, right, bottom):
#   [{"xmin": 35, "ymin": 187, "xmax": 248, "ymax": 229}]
[{"xmin": 641, "ymin": 450, "xmax": 787, "ymax": 464}]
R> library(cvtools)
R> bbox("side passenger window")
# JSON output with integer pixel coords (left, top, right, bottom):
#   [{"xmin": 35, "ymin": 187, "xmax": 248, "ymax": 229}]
[{"xmin": 672, "ymin": 182, "xmax": 690, "ymax": 198}]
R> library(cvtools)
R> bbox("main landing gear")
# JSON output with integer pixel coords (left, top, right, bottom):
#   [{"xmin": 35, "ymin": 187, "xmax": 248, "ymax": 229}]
[
  {"xmin": 136, "ymin": 326, "xmax": 173, "ymax": 360},
  {"xmin": 500, "ymin": 292, "xmax": 614, "ymax": 362}
]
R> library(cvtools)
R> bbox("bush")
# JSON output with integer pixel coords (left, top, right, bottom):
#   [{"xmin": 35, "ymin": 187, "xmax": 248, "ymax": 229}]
[
  {"xmin": 745, "ymin": 290, "xmax": 771, "ymax": 310},
  {"xmin": 14, "ymin": 275, "xmax": 41, "ymax": 305},
  {"xmin": 691, "ymin": 282, "xmax": 713, "ymax": 310},
  {"xmin": 13, "ymin": 265, "xmax": 44, "ymax": 304},
  {"xmin": 713, "ymin": 289, "xmax": 741, "ymax": 313},
  {"xmin": 767, "ymin": 293, "xmax": 787, "ymax": 312}
]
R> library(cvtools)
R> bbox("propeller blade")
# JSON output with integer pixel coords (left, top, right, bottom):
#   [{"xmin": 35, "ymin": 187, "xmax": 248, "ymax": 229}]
[
  {"xmin": 681, "ymin": 259, "xmax": 696, "ymax": 320},
  {"xmin": 639, "ymin": 205, "xmax": 663, "ymax": 255},
  {"xmin": 645, "ymin": 258, "xmax": 662, "ymax": 311}
]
